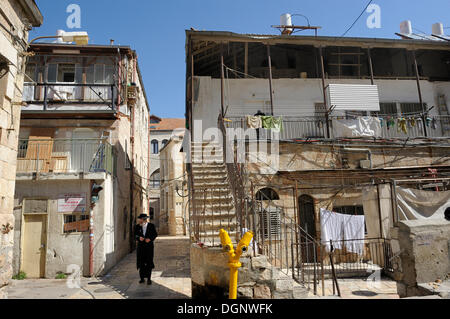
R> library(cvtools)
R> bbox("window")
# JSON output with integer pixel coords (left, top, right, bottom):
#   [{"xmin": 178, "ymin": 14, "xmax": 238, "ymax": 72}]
[
  {"xmin": 400, "ymin": 103, "xmax": 427, "ymax": 115},
  {"xmin": 58, "ymin": 64, "xmax": 75, "ymax": 83},
  {"xmin": 371, "ymin": 102, "xmax": 398, "ymax": 117},
  {"xmin": 161, "ymin": 139, "xmax": 169, "ymax": 148},
  {"xmin": 25, "ymin": 63, "xmax": 37, "ymax": 83},
  {"xmin": 150, "ymin": 118, "xmax": 160, "ymax": 124},
  {"xmin": 47, "ymin": 63, "xmax": 57, "ymax": 83},
  {"xmin": 46, "ymin": 63, "xmax": 81, "ymax": 83},
  {"xmin": 256, "ymin": 188, "xmax": 280, "ymax": 201},
  {"xmin": 86, "ymin": 64, "xmax": 115, "ymax": 84},
  {"xmin": 151, "ymin": 140, "xmax": 159, "ymax": 154},
  {"xmin": 150, "ymin": 169, "xmax": 160, "ymax": 188},
  {"xmin": 259, "ymin": 208, "xmax": 282, "ymax": 239},
  {"xmin": 63, "ymin": 214, "xmax": 89, "ymax": 233}
]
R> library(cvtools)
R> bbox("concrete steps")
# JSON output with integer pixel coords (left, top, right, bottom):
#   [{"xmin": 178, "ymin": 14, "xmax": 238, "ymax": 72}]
[{"xmin": 190, "ymin": 142, "xmax": 238, "ymax": 246}]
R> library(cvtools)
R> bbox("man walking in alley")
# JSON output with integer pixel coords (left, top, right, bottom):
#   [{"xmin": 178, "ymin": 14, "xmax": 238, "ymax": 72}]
[{"xmin": 135, "ymin": 214, "xmax": 158, "ymax": 285}]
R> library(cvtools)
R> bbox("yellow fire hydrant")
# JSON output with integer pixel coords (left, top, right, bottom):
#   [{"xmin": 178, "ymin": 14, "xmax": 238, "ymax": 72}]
[{"xmin": 219, "ymin": 229, "xmax": 254, "ymax": 299}]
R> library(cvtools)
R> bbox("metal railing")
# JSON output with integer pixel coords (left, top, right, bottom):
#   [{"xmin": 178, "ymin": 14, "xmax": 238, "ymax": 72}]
[
  {"xmin": 17, "ymin": 138, "xmax": 115, "ymax": 175},
  {"xmin": 219, "ymin": 114, "xmax": 246, "ymax": 242},
  {"xmin": 23, "ymin": 83, "xmax": 117, "ymax": 110},
  {"xmin": 241, "ymin": 191, "xmax": 394, "ymax": 296},
  {"xmin": 225, "ymin": 115, "xmax": 450, "ymax": 140}
]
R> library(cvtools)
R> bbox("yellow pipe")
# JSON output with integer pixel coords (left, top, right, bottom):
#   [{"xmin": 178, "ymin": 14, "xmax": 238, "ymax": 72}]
[{"xmin": 219, "ymin": 229, "xmax": 253, "ymax": 299}]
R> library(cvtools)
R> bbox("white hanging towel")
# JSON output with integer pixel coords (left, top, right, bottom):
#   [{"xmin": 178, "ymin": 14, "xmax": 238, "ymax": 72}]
[
  {"xmin": 320, "ymin": 208, "xmax": 344, "ymax": 252},
  {"xmin": 342, "ymin": 214, "xmax": 366, "ymax": 256},
  {"xmin": 246, "ymin": 115, "xmax": 263, "ymax": 129}
]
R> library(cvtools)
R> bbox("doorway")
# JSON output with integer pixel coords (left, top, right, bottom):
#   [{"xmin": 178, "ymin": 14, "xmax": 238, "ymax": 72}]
[
  {"xmin": 21, "ymin": 214, "xmax": 47, "ymax": 278},
  {"xmin": 298, "ymin": 195, "xmax": 317, "ymax": 263}
]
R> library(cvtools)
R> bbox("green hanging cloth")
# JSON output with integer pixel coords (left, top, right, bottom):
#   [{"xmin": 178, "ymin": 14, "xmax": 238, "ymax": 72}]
[
  {"xmin": 272, "ymin": 116, "xmax": 283, "ymax": 132},
  {"xmin": 261, "ymin": 116, "xmax": 283, "ymax": 131},
  {"xmin": 261, "ymin": 116, "xmax": 274, "ymax": 129}
]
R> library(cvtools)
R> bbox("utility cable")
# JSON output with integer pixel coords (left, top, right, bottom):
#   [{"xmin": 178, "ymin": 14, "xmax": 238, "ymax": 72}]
[{"xmin": 340, "ymin": 0, "xmax": 374, "ymax": 37}]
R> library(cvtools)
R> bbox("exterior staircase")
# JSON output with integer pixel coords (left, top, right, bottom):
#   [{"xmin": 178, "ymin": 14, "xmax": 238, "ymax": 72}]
[{"xmin": 190, "ymin": 141, "xmax": 238, "ymax": 246}]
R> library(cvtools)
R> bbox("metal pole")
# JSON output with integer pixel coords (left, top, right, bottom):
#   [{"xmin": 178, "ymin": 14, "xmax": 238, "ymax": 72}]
[
  {"xmin": 89, "ymin": 181, "xmax": 94, "ymax": 277},
  {"xmin": 376, "ymin": 184, "xmax": 384, "ymax": 238},
  {"xmin": 267, "ymin": 45, "xmax": 275, "ymax": 116},
  {"xmin": 220, "ymin": 44, "xmax": 225, "ymax": 118},
  {"xmin": 43, "ymin": 84, "xmax": 48, "ymax": 111},
  {"xmin": 412, "ymin": 50, "xmax": 428, "ymax": 137},
  {"xmin": 367, "ymin": 48, "xmax": 375, "ymax": 85},
  {"xmin": 319, "ymin": 47, "xmax": 330, "ymax": 138}
]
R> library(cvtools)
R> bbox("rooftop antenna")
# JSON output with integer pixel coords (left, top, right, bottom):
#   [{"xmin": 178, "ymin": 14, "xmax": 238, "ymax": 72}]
[{"xmin": 272, "ymin": 13, "xmax": 321, "ymax": 36}]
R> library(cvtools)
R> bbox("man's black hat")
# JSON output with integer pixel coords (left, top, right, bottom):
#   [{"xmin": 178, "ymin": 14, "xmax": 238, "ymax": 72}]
[{"xmin": 138, "ymin": 214, "xmax": 149, "ymax": 220}]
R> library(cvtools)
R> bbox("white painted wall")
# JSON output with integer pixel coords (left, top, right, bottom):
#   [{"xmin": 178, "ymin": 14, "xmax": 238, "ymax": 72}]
[{"xmin": 193, "ymin": 76, "xmax": 450, "ymax": 132}]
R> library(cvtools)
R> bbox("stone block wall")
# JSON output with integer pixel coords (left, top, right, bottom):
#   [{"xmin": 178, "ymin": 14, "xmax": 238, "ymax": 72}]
[
  {"xmin": 190, "ymin": 244, "xmax": 308, "ymax": 299},
  {"xmin": 396, "ymin": 219, "xmax": 450, "ymax": 298}
]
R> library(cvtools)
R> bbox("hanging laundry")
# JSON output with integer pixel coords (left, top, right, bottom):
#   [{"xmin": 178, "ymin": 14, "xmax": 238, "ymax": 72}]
[
  {"xmin": 317, "ymin": 120, "xmax": 324, "ymax": 129},
  {"xmin": 426, "ymin": 117, "xmax": 432, "ymax": 127},
  {"xmin": 386, "ymin": 117, "xmax": 395, "ymax": 130},
  {"xmin": 272, "ymin": 116, "xmax": 283, "ymax": 132},
  {"xmin": 408, "ymin": 117, "xmax": 416, "ymax": 128},
  {"xmin": 246, "ymin": 115, "xmax": 262, "ymax": 129},
  {"xmin": 320, "ymin": 208, "xmax": 344, "ymax": 252},
  {"xmin": 342, "ymin": 214, "xmax": 366, "ymax": 256},
  {"xmin": 261, "ymin": 116, "xmax": 283, "ymax": 131},
  {"xmin": 397, "ymin": 118, "xmax": 408, "ymax": 134}
]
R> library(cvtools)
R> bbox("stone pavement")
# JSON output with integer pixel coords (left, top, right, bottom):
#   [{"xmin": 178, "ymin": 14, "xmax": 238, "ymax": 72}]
[
  {"xmin": 308, "ymin": 277, "xmax": 400, "ymax": 299},
  {"xmin": 5, "ymin": 236, "xmax": 191, "ymax": 299}
]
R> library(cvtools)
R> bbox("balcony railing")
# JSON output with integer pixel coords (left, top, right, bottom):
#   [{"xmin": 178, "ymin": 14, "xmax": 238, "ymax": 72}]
[
  {"xmin": 17, "ymin": 138, "xmax": 115, "ymax": 175},
  {"xmin": 22, "ymin": 83, "xmax": 116, "ymax": 111},
  {"xmin": 225, "ymin": 115, "xmax": 450, "ymax": 140}
]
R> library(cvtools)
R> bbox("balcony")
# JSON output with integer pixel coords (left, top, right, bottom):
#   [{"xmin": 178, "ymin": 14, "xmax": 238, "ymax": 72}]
[
  {"xmin": 22, "ymin": 83, "xmax": 117, "ymax": 117},
  {"xmin": 17, "ymin": 138, "xmax": 116, "ymax": 176},
  {"xmin": 225, "ymin": 115, "xmax": 450, "ymax": 140}
]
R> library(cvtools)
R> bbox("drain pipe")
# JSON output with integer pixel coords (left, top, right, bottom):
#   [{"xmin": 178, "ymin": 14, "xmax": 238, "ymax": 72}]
[{"xmin": 341, "ymin": 147, "xmax": 372, "ymax": 169}]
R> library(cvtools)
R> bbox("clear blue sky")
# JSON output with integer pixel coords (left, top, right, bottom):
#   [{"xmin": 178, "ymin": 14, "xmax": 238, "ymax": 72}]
[{"xmin": 31, "ymin": 0, "xmax": 450, "ymax": 118}]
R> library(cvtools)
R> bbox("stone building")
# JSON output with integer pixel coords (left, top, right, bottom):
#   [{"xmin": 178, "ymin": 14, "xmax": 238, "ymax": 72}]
[
  {"xmin": 12, "ymin": 41, "xmax": 150, "ymax": 279},
  {"xmin": 148, "ymin": 116, "xmax": 185, "ymax": 231},
  {"xmin": 159, "ymin": 130, "xmax": 188, "ymax": 235},
  {"xmin": 0, "ymin": 0, "xmax": 42, "ymax": 298},
  {"xmin": 185, "ymin": 28, "xmax": 450, "ymax": 298}
]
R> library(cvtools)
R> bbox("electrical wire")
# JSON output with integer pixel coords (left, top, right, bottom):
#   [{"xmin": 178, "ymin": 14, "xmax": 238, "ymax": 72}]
[{"xmin": 340, "ymin": 0, "xmax": 374, "ymax": 37}]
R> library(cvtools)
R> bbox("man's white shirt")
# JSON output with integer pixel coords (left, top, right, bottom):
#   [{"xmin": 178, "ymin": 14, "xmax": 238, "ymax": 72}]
[{"xmin": 142, "ymin": 222, "xmax": 148, "ymax": 237}]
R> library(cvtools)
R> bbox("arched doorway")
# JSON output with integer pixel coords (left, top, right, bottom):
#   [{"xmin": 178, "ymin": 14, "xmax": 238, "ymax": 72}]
[{"xmin": 298, "ymin": 195, "xmax": 317, "ymax": 263}]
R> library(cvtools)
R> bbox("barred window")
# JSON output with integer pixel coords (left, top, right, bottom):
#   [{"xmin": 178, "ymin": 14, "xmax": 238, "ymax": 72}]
[
  {"xmin": 400, "ymin": 103, "xmax": 427, "ymax": 115},
  {"xmin": 259, "ymin": 208, "xmax": 282, "ymax": 240},
  {"xmin": 371, "ymin": 102, "xmax": 398, "ymax": 116}
]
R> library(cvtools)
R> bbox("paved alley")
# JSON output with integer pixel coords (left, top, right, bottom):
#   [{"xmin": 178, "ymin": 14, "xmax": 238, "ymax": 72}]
[{"xmin": 5, "ymin": 236, "xmax": 191, "ymax": 299}]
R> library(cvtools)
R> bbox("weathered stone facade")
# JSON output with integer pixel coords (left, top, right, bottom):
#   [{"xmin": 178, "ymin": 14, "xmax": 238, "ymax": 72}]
[
  {"xmin": 159, "ymin": 133, "xmax": 188, "ymax": 236},
  {"xmin": 0, "ymin": 0, "xmax": 42, "ymax": 298},
  {"xmin": 395, "ymin": 219, "xmax": 450, "ymax": 298}
]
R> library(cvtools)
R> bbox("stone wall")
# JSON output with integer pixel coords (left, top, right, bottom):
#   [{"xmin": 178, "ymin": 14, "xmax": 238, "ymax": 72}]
[
  {"xmin": 190, "ymin": 244, "xmax": 308, "ymax": 299},
  {"xmin": 395, "ymin": 219, "xmax": 450, "ymax": 298},
  {"xmin": 0, "ymin": 0, "xmax": 41, "ymax": 299}
]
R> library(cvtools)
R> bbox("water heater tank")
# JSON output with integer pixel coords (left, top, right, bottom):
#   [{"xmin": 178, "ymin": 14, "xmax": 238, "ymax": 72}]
[{"xmin": 280, "ymin": 13, "xmax": 293, "ymax": 34}]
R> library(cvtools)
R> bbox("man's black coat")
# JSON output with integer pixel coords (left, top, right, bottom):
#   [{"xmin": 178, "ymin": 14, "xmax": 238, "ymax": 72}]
[{"xmin": 134, "ymin": 223, "xmax": 158, "ymax": 270}]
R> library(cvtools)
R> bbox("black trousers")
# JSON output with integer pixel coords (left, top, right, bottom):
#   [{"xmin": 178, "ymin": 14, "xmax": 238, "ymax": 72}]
[{"xmin": 139, "ymin": 263, "xmax": 152, "ymax": 280}]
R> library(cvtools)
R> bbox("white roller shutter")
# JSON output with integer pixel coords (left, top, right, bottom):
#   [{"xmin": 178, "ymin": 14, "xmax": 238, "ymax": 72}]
[{"xmin": 327, "ymin": 84, "xmax": 380, "ymax": 111}]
